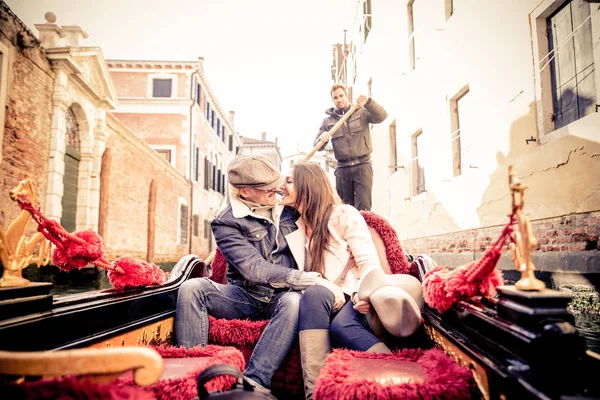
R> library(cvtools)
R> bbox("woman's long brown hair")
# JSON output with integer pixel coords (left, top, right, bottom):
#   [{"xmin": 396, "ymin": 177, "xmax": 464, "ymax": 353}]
[{"xmin": 292, "ymin": 162, "xmax": 342, "ymax": 277}]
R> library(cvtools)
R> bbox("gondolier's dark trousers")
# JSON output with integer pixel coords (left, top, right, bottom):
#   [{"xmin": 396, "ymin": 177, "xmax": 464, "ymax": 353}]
[{"xmin": 334, "ymin": 161, "xmax": 373, "ymax": 211}]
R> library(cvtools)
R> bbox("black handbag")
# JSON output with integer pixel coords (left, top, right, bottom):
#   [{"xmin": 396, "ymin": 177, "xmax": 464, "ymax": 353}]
[{"xmin": 195, "ymin": 364, "xmax": 278, "ymax": 400}]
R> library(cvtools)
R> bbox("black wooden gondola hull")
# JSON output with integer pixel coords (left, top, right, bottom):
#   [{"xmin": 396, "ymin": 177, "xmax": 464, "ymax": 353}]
[
  {"xmin": 1, "ymin": 255, "xmax": 599, "ymax": 400},
  {"xmin": 0, "ymin": 255, "xmax": 205, "ymax": 351}
]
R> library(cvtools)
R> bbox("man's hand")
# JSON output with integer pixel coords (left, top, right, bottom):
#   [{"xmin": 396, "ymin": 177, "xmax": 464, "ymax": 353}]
[
  {"xmin": 317, "ymin": 277, "xmax": 346, "ymax": 312},
  {"xmin": 356, "ymin": 95, "xmax": 368, "ymax": 107},
  {"xmin": 319, "ymin": 131, "xmax": 332, "ymax": 143}
]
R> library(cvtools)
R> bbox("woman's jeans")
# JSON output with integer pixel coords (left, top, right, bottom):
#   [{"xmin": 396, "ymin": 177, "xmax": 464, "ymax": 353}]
[
  {"xmin": 175, "ymin": 277, "xmax": 301, "ymax": 388},
  {"xmin": 298, "ymin": 285, "xmax": 380, "ymax": 351}
]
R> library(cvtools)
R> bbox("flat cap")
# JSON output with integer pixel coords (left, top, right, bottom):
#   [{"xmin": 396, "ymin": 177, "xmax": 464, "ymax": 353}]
[{"xmin": 228, "ymin": 154, "xmax": 283, "ymax": 190}]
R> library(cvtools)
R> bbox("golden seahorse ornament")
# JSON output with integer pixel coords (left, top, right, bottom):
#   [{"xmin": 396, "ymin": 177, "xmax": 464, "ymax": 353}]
[{"xmin": 0, "ymin": 176, "xmax": 51, "ymax": 287}]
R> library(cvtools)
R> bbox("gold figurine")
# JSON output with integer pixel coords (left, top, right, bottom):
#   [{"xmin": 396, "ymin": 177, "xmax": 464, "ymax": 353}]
[
  {"xmin": 0, "ymin": 176, "xmax": 51, "ymax": 287},
  {"xmin": 508, "ymin": 166, "xmax": 545, "ymax": 291}
]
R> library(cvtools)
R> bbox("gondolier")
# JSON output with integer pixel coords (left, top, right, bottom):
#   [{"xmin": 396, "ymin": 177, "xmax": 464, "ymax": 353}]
[{"xmin": 313, "ymin": 83, "xmax": 387, "ymax": 211}]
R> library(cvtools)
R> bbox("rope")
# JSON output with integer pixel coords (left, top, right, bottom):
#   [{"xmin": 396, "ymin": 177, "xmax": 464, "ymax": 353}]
[{"xmin": 15, "ymin": 195, "xmax": 123, "ymax": 274}]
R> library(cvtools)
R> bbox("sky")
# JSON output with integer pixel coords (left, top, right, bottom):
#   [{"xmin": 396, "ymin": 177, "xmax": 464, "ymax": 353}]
[{"xmin": 7, "ymin": 0, "xmax": 356, "ymax": 157}]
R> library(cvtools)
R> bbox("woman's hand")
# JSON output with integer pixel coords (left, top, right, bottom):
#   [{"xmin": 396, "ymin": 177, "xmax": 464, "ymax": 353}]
[
  {"xmin": 352, "ymin": 300, "xmax": 372, "ymax": 314},
  {"xmin": 316, "ymin": 277, "xmax": 346, "ymax": 312}
]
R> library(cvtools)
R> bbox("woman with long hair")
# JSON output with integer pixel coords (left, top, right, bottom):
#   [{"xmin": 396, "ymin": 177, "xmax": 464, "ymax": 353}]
[{"xmin": 280, "ymin": 162, "xmax": 423, "ymax": 399}]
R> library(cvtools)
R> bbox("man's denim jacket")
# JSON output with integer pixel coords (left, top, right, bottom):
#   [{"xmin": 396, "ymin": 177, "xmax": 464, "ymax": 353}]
[{"xmin": 211, "ymin": 198, "xmax": 307, "ymax": 300}]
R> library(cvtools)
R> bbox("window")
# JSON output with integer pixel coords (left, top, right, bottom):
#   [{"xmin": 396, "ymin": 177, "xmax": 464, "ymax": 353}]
[
  {"xmin": 204, "ymin": 157, "xmax": 210, "ymax": 190},
  {"xmin": 211, "ymin": 111, "xmax": 216, "ymax": 129},
  {"xmin": 389, "ymin": 121, "xmax": 398, "ymax": 172},
  {"xmin": 193, "ymin": 214, "xmax": 199, "ymax": 237},
  {"xmin": 228, "ymin": 134, "xmax": 233, "ymax": 151},
  {"xmin": 547, "ymin": 0, "xmax": 596, "ymax": 130},
  {"xmin": 206, "ymin": 101, "xmax": 211, "ymax": 120},
  {"xmin": 410, "ymin": 129, "xmax": 425, "ymax": 196},
  {"xmin": 363, "ymin": 0, "xmax": 372, "ymax": 42},
  {"xmin": 445, "ymin": 0, "xmax": 454, "ymax": 21},
  {"xmin": 217, "ymin": 169, "xmax": 222, "ymax": 193},
  {"xmin": 179, "ymin": 203, "xmax": 189, "ymax": 245},
  {"xmin": 156, "ymin": 149, "xmax": 172, "ymax": 163},
  {"xmin": 449, "ymin": 85, "xmax": 470, "ymax": 177},
  {"xmin": 217, "ymin": 119, "xmax": 221, "ymax": 137},
  {"xmin": 212, "ymin": 164, "xmax": 217, "ymax": 190},
  {"xmin": 407, "ymin": 0, "xmax": 416, "ymax": 70},
  {"xmin": 194, "ymin": 146, "xmax": 200, "ymax": 182},
  {"xmin": 204, "ymin": 219, "xmax": 209, "ymax": 239},
  {"xmin": 152, "ymin": 79, "xmax": 172, "ymax": 98},
  {"xmin": 195, "ymin": 81, "xmax": 201, "ymax": 104}
]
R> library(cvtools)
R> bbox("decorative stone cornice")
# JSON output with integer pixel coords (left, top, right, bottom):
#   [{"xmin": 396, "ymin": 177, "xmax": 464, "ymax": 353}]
[
  {"xmin": 106, "ymin": 60, "xmax": 196, "ymax": 70},
  {"xmin": 46, "ymin": 47, "xmax": 118, "ymax": 109},
  {"xmin": 194, "ymin": 57, "xmax": 236, "ymax": 135}
]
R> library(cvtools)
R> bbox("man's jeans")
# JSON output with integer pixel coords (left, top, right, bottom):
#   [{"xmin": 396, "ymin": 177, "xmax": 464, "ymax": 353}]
[
  {"xmin": 334, "ymin": 162, "xmax": 373, "ymax": 211},
  {"xmin": 175, "ymin": 277, "xmax": 301, "ymax": 388}
]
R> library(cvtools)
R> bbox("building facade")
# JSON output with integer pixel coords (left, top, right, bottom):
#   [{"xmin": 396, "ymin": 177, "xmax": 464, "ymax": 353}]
[
  {"xmin": 107, "ymin": 58, "xmax": 241, "ymax": 255},
  {"xmin": 282, "ymin": 151, "xmax": 336, "ymax": 188},
  {"xmin": 0, "ymin": 5, "xmax": 197, "ymax": 266},
  {"xmin": 239, "ymin": 132, "xmax": 283, "ymax": 170},
  {"xmin": 335, "ymin": 0, "xmax": 600, "ymax": 270}
]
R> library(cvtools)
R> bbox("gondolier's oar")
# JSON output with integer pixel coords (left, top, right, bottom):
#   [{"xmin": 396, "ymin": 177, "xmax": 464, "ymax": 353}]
[{"xmin": 303, "ymin": 102, "xmax": 361, "ymax": 162}]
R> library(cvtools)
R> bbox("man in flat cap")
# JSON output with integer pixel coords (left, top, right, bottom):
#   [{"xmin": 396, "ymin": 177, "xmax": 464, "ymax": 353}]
[{"xmin": 176, "ymin": 154, "xmax": 320, "ymax": 390}]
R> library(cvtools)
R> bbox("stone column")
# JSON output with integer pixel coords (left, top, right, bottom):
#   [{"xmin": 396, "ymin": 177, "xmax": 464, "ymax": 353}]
[
  {"xmin": 45, "ymin": 70, "xmax": 69, "ymax": 221},
  {"xmin": 85, "ymin": 112, "xmax": 108, "ymax": 231}
]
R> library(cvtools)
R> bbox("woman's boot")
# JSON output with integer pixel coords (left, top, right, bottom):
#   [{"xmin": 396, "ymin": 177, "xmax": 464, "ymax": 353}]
[{"xmin": 299, "ymin": 329, "xmax": 331, "ymax": 400}]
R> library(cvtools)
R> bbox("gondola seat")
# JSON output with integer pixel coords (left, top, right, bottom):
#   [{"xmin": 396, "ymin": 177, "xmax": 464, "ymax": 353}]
[
  {"xmin": 116, "ymin": 344, "xmax": 245, "ymax": 400},
  {"xmin": 313, "ymin": 347, "xmax": 477, "ymax": 400},
  {"xmin": 0, "ymin": 344, "xmax": 245, "ymax": 400},
  {"xmin": 206, "ymin": 211, "xmax": 417, "ymax": 398}
]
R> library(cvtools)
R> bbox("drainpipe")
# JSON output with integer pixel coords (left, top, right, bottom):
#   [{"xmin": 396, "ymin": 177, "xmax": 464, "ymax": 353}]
[{"xmin": 189, "ymin": 69, "xmax": 198, "ymax": 254}]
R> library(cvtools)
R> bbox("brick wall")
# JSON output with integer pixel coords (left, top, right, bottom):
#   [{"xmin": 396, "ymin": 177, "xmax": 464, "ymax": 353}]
[
  {"xmin": 113, "ymin": 113, "xmax": 186, "ymax": 141},
  {"xmin": 403, "ymin": 211, "xmax": 600, "ymax": 255},
  {"xmin": 109, "ymin": 72, "xmax": 147, "ymax": 97},
  {"xmin": 0, "ymin": 5, "xmax": 54, "ymax": 231},
  {"xmin": 103, "ymin": 115, "xmax": 191, "ymax": 262}
]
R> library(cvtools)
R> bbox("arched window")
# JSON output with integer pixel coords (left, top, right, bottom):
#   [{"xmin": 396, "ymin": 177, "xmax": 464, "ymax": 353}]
[{"xmin": 61, "ymin": 107, "xmax": 81, "ymax": 232}]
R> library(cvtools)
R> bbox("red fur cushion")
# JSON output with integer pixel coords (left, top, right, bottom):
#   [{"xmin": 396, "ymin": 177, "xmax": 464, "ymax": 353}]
[
  {"xmin": 1, "ymin": 376, "xmax": 154, "ymax": 400},
  {"xmin": 314, "ymin": 348, "xmax": 477, "ymax": 400},
  {"xmin": 116, "ymin": 345, "xmax": 245, "ymax": 400},
  {"xmin": 359, "ymin": 211, "xmax": 413, "ymax": 276}
]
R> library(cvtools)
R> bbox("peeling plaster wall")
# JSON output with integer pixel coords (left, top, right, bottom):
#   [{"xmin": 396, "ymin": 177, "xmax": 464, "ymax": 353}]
[{"xmin": 347, "ymin": 0, "xmax": 600, "ymax": 255}]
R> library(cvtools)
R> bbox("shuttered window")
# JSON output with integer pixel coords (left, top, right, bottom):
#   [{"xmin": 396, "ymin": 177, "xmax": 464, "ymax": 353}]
[
  {"xmin": 547, "ymin": 0, "xmax": 596, "ymax": 129},
  {"xmin": 179, "ymin": 203, "xmax": 189, "ymax": 245},
  {"xmin": 204, "ymin": 157, "xmax": 210, "ymax": 190},
  {"xmin": 193, "ymin": 214, "xmax": 199, "ymax": 237},
  {"xmin": 152, "ymin": 79, "xmax": 172, "ymax": 98}
]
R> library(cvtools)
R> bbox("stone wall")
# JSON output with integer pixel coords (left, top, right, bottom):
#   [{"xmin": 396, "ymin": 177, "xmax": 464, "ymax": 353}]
[
  {"xmin": 0, "ymin": 3, "xmax": 193, "ymax": 265},
  {"xmin": 403, "ymin": 211, "xmax": 600, "ymax": 273},
  {"xmin": 0, "ymin": 4, "xmax": 53, "ymax": 231}
]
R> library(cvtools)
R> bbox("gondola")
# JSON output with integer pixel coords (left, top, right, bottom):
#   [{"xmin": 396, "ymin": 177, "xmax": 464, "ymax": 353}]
[{"xmin": 1, "ymin": 174, "xmax": 599, "ymax": 400}]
